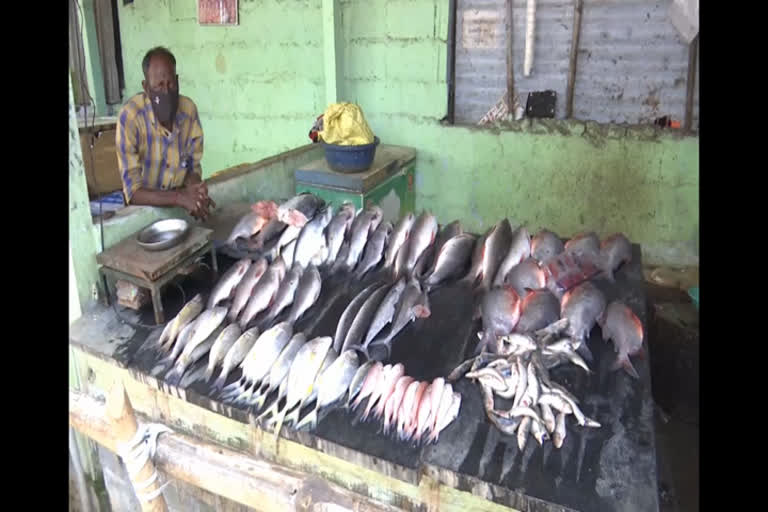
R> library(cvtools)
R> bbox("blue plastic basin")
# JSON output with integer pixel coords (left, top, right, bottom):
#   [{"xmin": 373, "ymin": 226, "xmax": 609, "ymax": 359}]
[{"xmin": 323, "ymin": 136, "xmax": 380, "ymax": 173}]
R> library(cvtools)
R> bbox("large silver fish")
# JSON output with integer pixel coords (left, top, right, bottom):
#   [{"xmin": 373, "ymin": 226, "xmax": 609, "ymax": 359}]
[
  {"xmin": 332, "ymin": 283, "xmax": 383, "ymax": 353},
  {"xmin": 341, "ymin": 283, "xmax": 392, "ymax": 353},
  {"xmin": 403, "ymin": 211, "xmax": 438, "ymax": 278},
  {"xmin": 423, "ymin": 233, "xmax": 476, "ymax": 290},
  {"xmin": 211, "ymin": 327, "xmax": 260, "ymax": 392},
  {"xmin": 367, "ymin": 279, "xmax": 431, "ymax": 360},
  {"xmin": 476, "ymin": 286, "xmax": 521, "ymax": 354},
  {"xmin": 493, "ymin": 227, "xmax": 531, "ymax": 287},
  {"xmin": 238, "ymin": 258, "xmax": 287, "ymax": 329},
  {"xmin": 275, "ymin": 224, "xmax": 302, "ymax": 256},
  {"xmin": 261, "ymin": 263, "xmax": 304, "ymax": 328},
  {"xmin": 247, "ymin": 217, "xmax": 286, "ymax": 251},
  {"xmin": 226, "ymin": 212, "xmax": 269, "ymax": 246},
  {"xmin": 268, "ymin": 335, "xmax": 333, "ymax": 441},
  {"xmin": 286, "ymin": 266, "xmax": 322, "ymax": 324},
  {"xmin": 347, "ymin": 360, "xmax": 377, "ymax": 407},
  {"xmin": 502, "ymin": 257, "xmax": 546, "ymax": 299},
  {"xmin": 208, "ymin": 258, "xmax": 252, "ymax": 310},
  {"xmin": 560, "ymin": 281, "xmax": 606, "ymax": 362},
  {"xmin": 158, "ymin": 293, "xmax": 204, "ymax": 351},
  {"xmin": 354, "ymin": 221, "xmax": 393, "ymax": 278},
  {"xmin": 178, "ymin": 307, "xmax": 228, "ymax": 361},
  {"xmin": 203, "ymin": 323, "xmax": 242, "ymax": 382},
  {"xmin": 166, "ymin": 313, "xmax": 226, "ymax": 386},
  {"xmin": 531, "ymin": 229, "xmax": 564, "ymax": 265},
  {"xmin": 461, "ymin": 228, "xmax": 490, "ymax": 286},
  {"xmin": 598, "ymin": 233, "xmax": 632, "ymax": 282},
  {"xmin": 515, "ymin": 289, "xmax": 560, "ymax": 333},
  {"xmin": 564, "ymin": 231, "xmax": 600, "ymax": 259},
  {"xmin": 324, "ymin": 203, "xmax": 356, "ymax": 266},
  {"xmin": 252, "ymin": 332, "xmax": 307, "ymax": 411},
  {"xmin": 294, "ymin": 205, "xmax": 333, "ymax": 269},
  {"xmin": 434, "ymin": 220, "xmax": 463, "ymax": 255},
  {"xmin": 277, "ymin": 193, "xmax": 325, "ymax": 228},
  {"xmin": 295, "ymin": 350, "xmax": 360, "ymax": 430},
  {"xmin": 159, "ymin": 317, "xmax": 198, "ymax": 368},
  {"xmin": 597, "ymin": 301, "xmax": 644, "ymax": 379},
  {"xmin": 384, "ymin": 213, "xmax": 415, "ymax": 269},
  {"xmin": 228, "ymin": 258, "xmax": 268, "ymax": 322},
  {"xmin": 233, "ymin": 322, "xmax": 294, "ymax": 403},
  {"xmin": 361, "ymin": 278, "xmax": 407, "ymax": 349},
  {"xmin": 480, "ymin": 219, "xmax": 513, "ymax": 291},
  {"xmin": 346, "ymin": 206, "xmax": 384, "ymax": 270}
]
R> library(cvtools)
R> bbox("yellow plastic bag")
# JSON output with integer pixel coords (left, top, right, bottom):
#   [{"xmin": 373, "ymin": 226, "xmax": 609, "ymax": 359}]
[{"xmin": 318, "ymin": 103, "xmax": 374, "ymax": 146}]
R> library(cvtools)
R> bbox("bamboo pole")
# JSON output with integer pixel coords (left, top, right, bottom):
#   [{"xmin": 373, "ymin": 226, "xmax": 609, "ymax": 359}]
[
  {"xmin": 565, "ymin": 0, "xmax": 584, "ymax": 118},
  {"xmin": 105, "ymin": 381, "xmax": 168, "ymax": 512},
  {"xmin": 70, "ymin": 389, "xmax": 401, "ymax": 512}
]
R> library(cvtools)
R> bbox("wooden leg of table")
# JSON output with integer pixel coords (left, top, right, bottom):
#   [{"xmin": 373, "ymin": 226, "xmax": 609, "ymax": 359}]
[{"xmin": 151, "ymin": 286, "xmax": 165, "ymax": 325}]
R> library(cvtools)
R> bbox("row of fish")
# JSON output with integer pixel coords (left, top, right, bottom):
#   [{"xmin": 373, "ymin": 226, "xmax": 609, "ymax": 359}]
[
  {"xmin": 449, "ymin": 319, "xmax": 600, "ymax": 450},
  {"xmin": 349, "ymin": 362, "xmax": 462, "ymax": 445}
]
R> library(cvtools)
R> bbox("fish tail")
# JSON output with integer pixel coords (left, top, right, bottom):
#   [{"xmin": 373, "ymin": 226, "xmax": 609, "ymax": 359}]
[
  {"xmin": 295, "ymin": 409, "xmax": 318, "ymax": 431},
  {"xmin": 165, "ymin": 367, "xmax": 182, "ymax": 387},
  {"xmin": 612, "ymin": 354, "xmax": 639, "ymax": 379},
  {"xmin": 253, "ymin": 389, "xmax": 270, "ymax": 412},
  {"xmin": 361, "ymin": 397, "xmax": 378, "ymax": 422},
  {"xmin": 211, "ymin": 371, "xmax": 230, "ymax": 393},
  {"xmin": 255, "ymin": 401, "xmax": 279, "ymax": 424},
  {"xmin": 272, "ymin": 407, "xmax": 289, "ymax": 444},
  {"xmin": 575, "ymin": 341, "xmax": 594, "ymax": 363}
]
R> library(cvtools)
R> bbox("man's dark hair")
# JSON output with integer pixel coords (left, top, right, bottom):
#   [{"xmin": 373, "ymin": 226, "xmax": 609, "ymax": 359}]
[{"xmin": 142, "ymin": 47, "xmax": 176, "ymax": 77}]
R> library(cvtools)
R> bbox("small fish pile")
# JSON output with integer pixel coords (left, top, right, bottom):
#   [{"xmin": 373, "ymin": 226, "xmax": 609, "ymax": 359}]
[
  {"xmin": 448, "ymin": 318, "xmax": 600, "ymax": 450},
  {"xmin": 347, "ymin": 362, "xmax": 462, "ymax": 445}
]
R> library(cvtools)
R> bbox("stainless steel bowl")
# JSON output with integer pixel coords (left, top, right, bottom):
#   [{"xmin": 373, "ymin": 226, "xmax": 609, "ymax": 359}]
[{"xmin": 136, "ymin": 218, "xmax": 190, "ymax": 252}]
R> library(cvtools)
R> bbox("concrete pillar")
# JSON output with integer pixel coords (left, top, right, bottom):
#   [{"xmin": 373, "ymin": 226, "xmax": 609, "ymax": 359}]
[
  {"xmin": 322, "ymin": 0, "xmax": 343, "ymax": 106},
  {"xmin": 69, "ymin": 73, "xmax": 103, "ymax": 309}
]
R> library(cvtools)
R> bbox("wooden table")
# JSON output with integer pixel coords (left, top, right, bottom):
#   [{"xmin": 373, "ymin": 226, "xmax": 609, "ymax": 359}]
[{"xmin": 96, "ymin": 226, "xmax": 218, "ymax": 324}]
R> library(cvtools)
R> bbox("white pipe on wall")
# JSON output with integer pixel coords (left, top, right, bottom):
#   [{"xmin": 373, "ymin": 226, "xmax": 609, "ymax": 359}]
[{"xmin": 524, "ymin": 0, "xmax": 537, "ymax": 76}]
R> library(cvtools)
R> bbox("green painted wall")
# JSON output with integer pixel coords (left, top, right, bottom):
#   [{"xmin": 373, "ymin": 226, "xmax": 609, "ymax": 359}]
[
  {"xmin": 339, "ymin": 0, "xmax": 699, "ymax": 265},
  {"xmin": 113, "ymin": 0, "xmax": 698, "ymax": 265},
  {"xmin": 116, "ymin": 0, "xmax": 326, "ymax": 177}
]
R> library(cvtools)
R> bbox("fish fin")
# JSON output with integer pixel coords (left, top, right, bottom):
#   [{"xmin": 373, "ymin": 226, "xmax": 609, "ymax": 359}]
[
  {"xmin": 612, "ymin": 354, "xmax": 639, "ymax": 379},
  {"xmin": 295, "ymin": 409, "xmax": 318, "ymax": 431},
  {"xmin": 575, "ymin": 342, "xmax": 594, "ymax": 363},
  {"xmin": 412, "ymin": 304, "xmax": 431, "ymax": 319}
]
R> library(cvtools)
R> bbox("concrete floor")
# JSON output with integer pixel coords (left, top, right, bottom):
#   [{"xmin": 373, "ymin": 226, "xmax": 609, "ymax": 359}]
[{"xmin": 646, "ymin": 283, "xmax": 699, "ymax": 512}]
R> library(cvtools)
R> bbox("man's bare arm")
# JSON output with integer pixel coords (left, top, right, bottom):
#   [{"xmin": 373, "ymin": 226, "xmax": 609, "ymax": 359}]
[{"xmin": 129, "ymin": 187, "xmax": 203, "ymax": 218}]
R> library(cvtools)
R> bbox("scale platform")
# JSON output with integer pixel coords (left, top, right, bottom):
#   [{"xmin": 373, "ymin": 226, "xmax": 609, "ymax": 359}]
[{"xmin": 295, "ymin": 144, "xmax": 417, "ymax": 223}]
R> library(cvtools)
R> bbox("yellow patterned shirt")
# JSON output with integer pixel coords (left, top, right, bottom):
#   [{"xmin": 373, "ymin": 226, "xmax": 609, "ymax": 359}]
[{"xmin": 115, "ymin": 93, "xmax": 204, "ymax": 203}]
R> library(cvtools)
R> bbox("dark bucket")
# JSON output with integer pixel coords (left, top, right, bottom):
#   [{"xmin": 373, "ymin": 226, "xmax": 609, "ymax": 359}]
[{"xmin": 323, "ymin": 136, "xmax": 380, "ymax": 173}]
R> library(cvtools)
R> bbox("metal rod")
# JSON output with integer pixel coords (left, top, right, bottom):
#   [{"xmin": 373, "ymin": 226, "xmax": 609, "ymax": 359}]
[
  {"xmin": 684, "ymin": 35, "xmax": 698, "ymax": 132},
  {"xmin": 506, "ymin": 0, "xmax": 515, "ymax": 111},
  {"xmin": 446, "ymin": 0, "xmax": 458, "ymax": 124},
  {"xmin": 565, "ymin": 0, "xmax": 584, "ymax": 118}
]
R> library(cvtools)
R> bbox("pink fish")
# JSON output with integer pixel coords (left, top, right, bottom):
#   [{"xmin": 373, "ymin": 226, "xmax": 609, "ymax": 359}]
[
  {"xmin": 350, "ymin": 361, "xmax": 384, "ymax": 411},
  {"xmin": 428, "ymin": 391, "xmax": 462, "ymax": 444},
  {"xmin": 597, "ymin": 301, "xmax": 644, "ymax": 379},
  {"xmin": 404, "ymin": 382, "xmax": 429, "ymax": 441},
  {"xmin": 396, "ymin": 381, "xmax": 421, "ymax": 438},
  {"xmin": 599, "ymin": 233, "xmax": 632, "ymax": 282},
  {"xmin": 382, "ymin": 376, "xmax": 414, "ymax": 435},
  {"xmin": 363, "ymin": 363, "xmax": 405, "ymax": 421}
]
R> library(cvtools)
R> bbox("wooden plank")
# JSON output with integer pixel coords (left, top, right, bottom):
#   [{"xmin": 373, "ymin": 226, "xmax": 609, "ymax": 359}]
[
  {"xmin": 565, "ymin": 0, "xmax": 584, "ymax": 119},
  {"xmin": 70, "ymin": 389, "xmax": 403, "ymax": 512},
  {"xmin": 71, "ymin": 347, "xmax": 520, "ymax": 512},
  {"xmin": 684, "ymin": 35, "xmax": 698, "ymax": 132},
  {"xmin": 96, "ymin": 226, "xmax": 212, "ymax": 281}
]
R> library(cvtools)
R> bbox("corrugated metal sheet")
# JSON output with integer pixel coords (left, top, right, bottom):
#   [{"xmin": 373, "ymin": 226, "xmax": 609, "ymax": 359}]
[{"xmin": 454, "ymin": 0, "xmax": 699, "ymax": 129}]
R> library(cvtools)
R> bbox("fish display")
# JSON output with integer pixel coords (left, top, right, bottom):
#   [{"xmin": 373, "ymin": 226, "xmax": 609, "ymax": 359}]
[
  {"xmin": 149, "ymin": 192, "xmax": 641, "ymax": 452},
  {"xmin": 450, "ymin": 318, "xmax": 600, "ymax": 450}
]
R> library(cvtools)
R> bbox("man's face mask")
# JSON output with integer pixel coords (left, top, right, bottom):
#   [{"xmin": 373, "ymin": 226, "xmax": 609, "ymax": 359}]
[{"xmin": 147, "ymin": 88, "xmax": 179, "ymax": 125}]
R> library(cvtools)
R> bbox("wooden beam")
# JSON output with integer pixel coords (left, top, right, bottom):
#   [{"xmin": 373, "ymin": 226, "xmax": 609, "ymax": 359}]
[
  {"xmin": 684, "ymin": 35, "xmax": 698, "ymax": 132},
  {"xmin": 506, "ymin": 0, "xmax": 515, "ymax": 113},
  {"xmin": 106, "ymin": 381, "xmax": 168, "ymax": 512},
  {"xmin": 70, "ymin": 389, "xmax": 401, "ymax": 512},
  {"xmin": 565, "ymin": 0, "xmax": 584, "ymax": 118}
]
